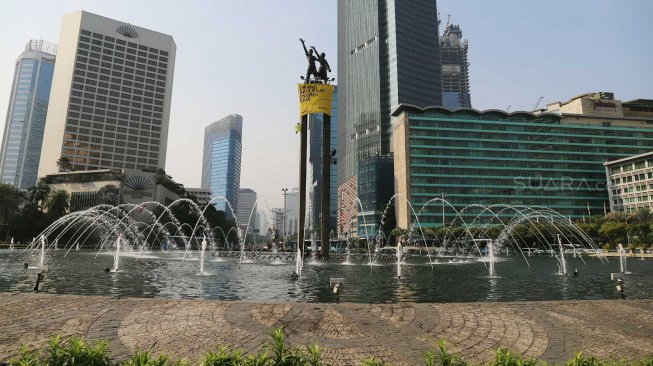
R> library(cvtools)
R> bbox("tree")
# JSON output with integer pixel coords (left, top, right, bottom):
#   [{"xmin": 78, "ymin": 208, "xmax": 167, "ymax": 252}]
[
  {"xmin": 56, "ymin": 157, "xmax": 73, "ymax": 172},
  {"xmin": 629, "ymin": 207, "xmax": 653, "ymax": 224},
  {"xmin": 0, "ymin": 183, "xmax": 25, "ymax": 239},
  {"xmin": 97, "ymin": 184, "xmax": 120, "ymax": 206},
  {"xmin": 46, "ymin": 190, "xmax": 70, "ymax": 217},
  {"xmin": 8, "ymin": 202, "xmax": 52, "ymax": 243},
  {"xmin": 390, "ymin": 228, "xmax": 408, "ymax": 244},
  {"xmin": 27, "ymin": 178, "xmax": 51, "ymax": 209},
  {"xmin": 598, "ymin": 221, "xmax": 627, "ymax": 245}
]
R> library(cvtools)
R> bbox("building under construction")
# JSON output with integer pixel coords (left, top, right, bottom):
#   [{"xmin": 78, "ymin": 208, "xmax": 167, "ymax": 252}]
[{"xmin": 439, "ymin": 18, "xmax": 471, "ymax": 108}]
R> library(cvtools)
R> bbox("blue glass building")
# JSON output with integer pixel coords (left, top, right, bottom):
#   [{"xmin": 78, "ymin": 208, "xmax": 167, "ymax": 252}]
[
  {"xmin": 0, "ymin": 40, "xmax": 56, "ymax": 189},
  {"xmin": 201, "ymin": 115, "xmax": 242, "ymax": 220}
]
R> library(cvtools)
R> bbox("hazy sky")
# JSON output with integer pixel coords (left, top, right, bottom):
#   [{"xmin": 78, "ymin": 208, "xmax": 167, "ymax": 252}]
[{"xmin": 0, "ymin": 1, "xmax": 651, "ymax": 211}]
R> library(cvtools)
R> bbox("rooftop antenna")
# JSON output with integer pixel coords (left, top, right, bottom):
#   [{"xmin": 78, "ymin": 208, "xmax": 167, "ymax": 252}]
[
  {"xmin": 533, "ymin": 96, "xmax": 544, "ymax": 110},
  {"xmin": 445, "ymin": 14, "xmax": 451, "ymax": 30},
  {"xmin": 506, "ymin": 105, "xmax": 511, "ymax": 112}
]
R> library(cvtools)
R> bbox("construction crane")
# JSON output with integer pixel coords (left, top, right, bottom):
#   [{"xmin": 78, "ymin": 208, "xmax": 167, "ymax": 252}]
[
  {"xmin": 533, "ymin": 96, "xmax": 544, "ymax": 111},
  {"xmin": 445, "ymin": 14, "xmax": 451, "ymax": 30}
]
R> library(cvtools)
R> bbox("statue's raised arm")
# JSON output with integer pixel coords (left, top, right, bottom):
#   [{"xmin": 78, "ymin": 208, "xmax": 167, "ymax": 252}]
[
  {"xmin": 300, "ymin": 38, "xmax": 309, "ymax": 56},
  {"xmin": 300, "ymin": 38, "xmax": 318, "ymax": 82}
]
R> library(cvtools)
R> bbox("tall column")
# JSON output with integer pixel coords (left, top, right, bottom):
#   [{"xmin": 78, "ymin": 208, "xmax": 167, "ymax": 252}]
[
  {"xmin": 321, "ymin": 114, "xmax": 331, "ymax": 260},
  {"xmin": 297, "ymin": 115, "xmax": 308, "ymax": 255}
]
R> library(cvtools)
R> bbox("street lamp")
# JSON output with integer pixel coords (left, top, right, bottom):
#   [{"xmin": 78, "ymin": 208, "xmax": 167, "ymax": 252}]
[{"xmin": 282, "ymin": 188, "xmax": 288, "ymax": 246}]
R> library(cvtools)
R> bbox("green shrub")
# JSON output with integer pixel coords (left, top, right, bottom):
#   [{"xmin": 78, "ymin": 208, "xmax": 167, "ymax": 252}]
[
  {"xmin": 433, "ymin": 339, "xmax": 465, "ymax": 366},
  {"xmin": 360, "ymin": 357, "xmax": 388, "ymax": 366},
  {"xmin": 8, "ymin": 345, "xmax": 41, "ymax": 366},
  {"xmin": 45, "ymin": 336, "xmax": 112, "ymax": 366},
  {"xmin": 122, "ymin": 346, "xmax": 185, "ymax": 366},
  {"xmin": 7, "ymin": 331, "xmax": 653, "ymax": 366},
  {"xmin": 266, "ymin": 327, "xmax": 306, "ymax": 366},
  {"xmin": 487, "ymin": 348, "xmax": 539, "ymax": 366},
  {"xmin": 201, "ymin": 347, "xmax": 246, "ymax": 366}
]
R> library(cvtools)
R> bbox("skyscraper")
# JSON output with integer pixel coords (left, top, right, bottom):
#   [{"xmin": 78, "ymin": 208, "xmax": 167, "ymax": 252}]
[
  {"xmin": 337, "ymin": 0, "xmax": 442, "ymax": 236},
  {"xmin": 201, "ymin": 114, "xmax": 242, "ymax": 220},
  {"xmin": 307, "ymin": 86, "xmax": 338, "ymax": 233},
  {"xmin": 38, "ymin": 11, "xmax": 176, "ymax": 176},
  {"xmin": 439, "ymin": 21, "xmax": 471, "ymax": 108},
  {"xmin": 236, "ymin": 188, "xmax": 257, "ymax": 233},
  {"xmin": 0, "ymin": 40, "xmax": 56, "ymax": 189}
]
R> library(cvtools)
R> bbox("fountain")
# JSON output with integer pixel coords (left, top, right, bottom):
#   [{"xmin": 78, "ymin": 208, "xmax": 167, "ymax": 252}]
[
  {"xmin": 557, "ymin": 234, "xmax": 567, "ymax": 276},
  {"xmin": 309, "ymin": 232, "xmax": 318, "ymax": 264},
  {"xmin": 396, "ymin": 241, "xmax": 402, "ymax": 278},
  {"xmin": 112, "ymin": 237, "xmax": 121, "ymax": 272},
  {"xmin": 295, "ymin": 244, "xmax": 303, "ymax": 277},
  {"xmin": 75, "ymin": 242, "xmax": 80, "ymax": 251},
  {"xmin": 199, "ymin": 236, "xmax": 207, "ymax": 275},
  {"xmin": 39, "ymin": 236, "xmax": 46, "ymax": 268},
  {"xmin": 642, "ymin": 248, "xmax": 646, "ymax": 261},
  {"xmin": 9, "ymin": 237, "xmax": 14, "ymax": 250},
  {"xmin": 618, "ymin": 243, "xmax": 628, "ymax": 274},
  {"xmin": 487, "ymin": 240, "xmax": 497, "ymax": 277}
]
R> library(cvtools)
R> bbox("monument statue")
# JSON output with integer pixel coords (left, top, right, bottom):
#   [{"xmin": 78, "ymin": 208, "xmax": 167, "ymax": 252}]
[
  {"xmin": 300, "ymin": 38, "xmax": 318, "ymax": 82},
  {"xmin": 311, "ymin": 46, "xmax": 331, "ymax": 82}
]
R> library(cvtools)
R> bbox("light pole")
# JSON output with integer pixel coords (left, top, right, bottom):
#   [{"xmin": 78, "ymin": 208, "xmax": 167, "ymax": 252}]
[{"xmin": 282, "ymin": 188, "xmax": 288, "ymax": 247}]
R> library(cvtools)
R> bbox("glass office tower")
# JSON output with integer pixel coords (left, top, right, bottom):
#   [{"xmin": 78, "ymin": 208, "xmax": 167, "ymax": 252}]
[
  {"xmin": 338, "ymin": 0, "xmax": 442, "ymax": 236},
  {"xmin": 201, "ymin": 114, "xmax": 242, "ymax": 220},
  {"xmin": 0, "ymin": 40, "xmax": 56, "ymax": 189}
]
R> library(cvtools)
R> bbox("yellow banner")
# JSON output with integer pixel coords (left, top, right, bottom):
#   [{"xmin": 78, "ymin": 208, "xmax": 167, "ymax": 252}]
[{"xmin": 298, "ymin": 84, "xmax": 333, "ymax": 116}]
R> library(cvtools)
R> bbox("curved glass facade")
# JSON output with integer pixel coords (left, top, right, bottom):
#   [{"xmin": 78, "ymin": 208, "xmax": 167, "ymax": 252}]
[
  {"xmin": 0, "ymin": 40, "xmax": 56, "ymax": 189},
  {"xmin": 201, "ymin": 115, "xmax": 242, "ymax": 220},
  {"xmin": 394, "ymin": 107, "xmax": 653, "ymax": 227}
]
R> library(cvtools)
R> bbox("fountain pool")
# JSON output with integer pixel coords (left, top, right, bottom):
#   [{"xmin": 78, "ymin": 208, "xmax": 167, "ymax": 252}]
[{"xmin": 1, "ymin": 249, "xmax": 651, "ymax": 303}]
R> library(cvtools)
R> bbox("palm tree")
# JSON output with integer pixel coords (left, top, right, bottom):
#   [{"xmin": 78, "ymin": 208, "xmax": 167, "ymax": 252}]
[
  {"xmin": 46, "ymin": 190, "xmax": 69, "ymax": 217},
  {"xmin": 629, "ymin": 207, "xmax": 653, "ymax": 224},
  {"xmin": 56, "ymin": 157, "xmax": 73, "ymax": 172},
  {"xmin": 27, "ymin": 179, "xmax": 51, "ymax": 208}
]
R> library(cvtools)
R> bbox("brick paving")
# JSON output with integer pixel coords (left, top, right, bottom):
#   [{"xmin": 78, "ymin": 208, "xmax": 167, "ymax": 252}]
[{"xmin": 0, "ymin": 293, "xmax": 651, "ymax": 365}]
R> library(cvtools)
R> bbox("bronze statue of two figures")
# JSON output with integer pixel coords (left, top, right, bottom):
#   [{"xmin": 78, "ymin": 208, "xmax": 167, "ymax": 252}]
[{"xmin": 300, "ymin": 38, "xmax": 332, "ymax": 84}]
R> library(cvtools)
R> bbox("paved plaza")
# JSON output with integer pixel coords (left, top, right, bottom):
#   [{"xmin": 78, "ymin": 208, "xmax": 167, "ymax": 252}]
[{"xmin": 0, "ymin": 293, "xmax": 651, "ymax": 365}]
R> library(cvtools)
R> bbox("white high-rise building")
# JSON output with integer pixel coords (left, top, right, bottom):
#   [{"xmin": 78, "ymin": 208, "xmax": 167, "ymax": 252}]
[{"xmin": 38, "ymin": 11, "xmax": 176, "ymax": 177}]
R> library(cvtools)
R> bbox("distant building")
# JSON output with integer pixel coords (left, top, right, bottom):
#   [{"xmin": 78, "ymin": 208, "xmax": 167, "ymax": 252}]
[
  {"xmin": 38, "ymin": 11, "xmax": 176, "ymax": 176},
  {"xmin": 338, "ymin": 0, "xmax": 442, "ymax": 237},
  {"xmin": 0, "ymin": 40, "xmax": 56, "ymax": 189},
  {"xmin": 439, "ymin": 21, "xmax": 471, "ymax": 108},
  {"xmin": 236, "ymin": 188, "xmax": 257, "ymax": 233},
  {"xmin": 393, "ymin": 93, "xmax": 653, "ymax": 228},
  {"xmin": 307, "ymin": 86, "xmax": 338, "ymax": 234},
  {"xmin": 284, "ymin": 188, "xmax": 299, "ymax": 236},
  {"xmin": 44, "ymin": 168, "xmax": 186, "ymax": 211},
  {"xmin": 270, "ymin": 208, "xmax": 284, "ymax": 234},
  {"xmin": 186, "ymin": 187, "xmax": 212, "ymax": 207},
  {"xmin": 605, "ymin": 154, "xmax": 653, "ymax": 212},
  {"xmin": 258, "ymin": 209, "xmax": 270, "ymax": 235},
  {"xmin": 337, "ymin": 175, "xmax": 357, "ymax": 237},
  {"xmin": 201, "ymin": 114, "xmax": 242, "ymax": 220}
]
